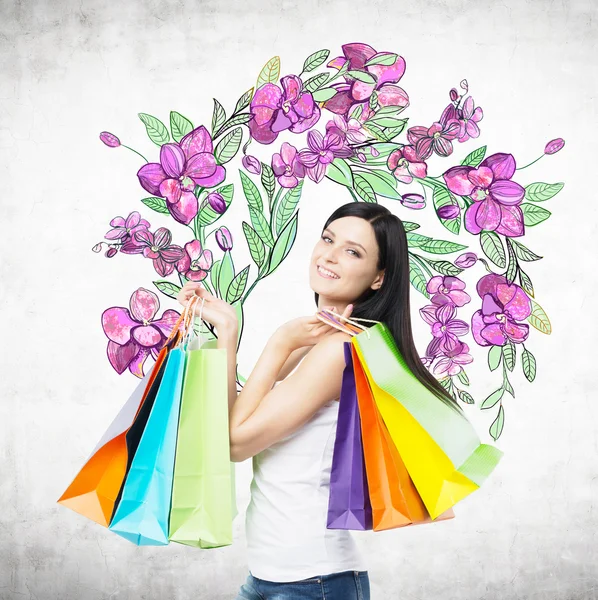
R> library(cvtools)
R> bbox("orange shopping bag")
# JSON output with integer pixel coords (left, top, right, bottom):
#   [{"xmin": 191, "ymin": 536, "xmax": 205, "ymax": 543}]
[
  {"xmin": 352, "ymin": 346, "xmax": 454, "ymax": 531},
  {"xmin": 58, "ymin": 311, "xmax": 186, "ymax": 526}
]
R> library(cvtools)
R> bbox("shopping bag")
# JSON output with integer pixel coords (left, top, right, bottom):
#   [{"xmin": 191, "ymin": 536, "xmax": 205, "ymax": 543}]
[
  {"xmin": 169, "ymin": 326, "xmax": 236, "ymax": 548},
  {"xmin": 352, "ymin": 322, "xmax": 503, "ymax": 519},
  {"xmin": 108, "ymin": 344, "xmax": 186, "ymax": 545},
  {"xmin": 326, "ymin": 342, "xmax": 372, "ymax": 531},
  {"xmin": 57, "ymin": 341, "xmax": 171, "ymax": 526},
  {"xmin": 352, "ymin": 345, "xmax": 454, "ymax": 530}
]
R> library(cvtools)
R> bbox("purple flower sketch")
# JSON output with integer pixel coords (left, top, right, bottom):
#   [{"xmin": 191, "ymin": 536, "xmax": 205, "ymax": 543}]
[
  {"xmin": 137, "ymin": 126, "xmax": 225, "ymax": 225},
  {"xmin": 407, "ymin": 110, "xmax": 461, "ymax": 161},
  {"xmin": 471, "ymin": 274, "xmax": 531, "ymax": 347},
  {"xmin": 419, "ymin": 302, "xmax": 470, "ymax": 358},
  {"xmin": 249, "ymin": 75, "xmax": 321, "ymax": 144},
  {"xmin": 105, "ymin": 211, "xmax": 150, "ymax": 255},
  {"xmin": 133, "ymin": 227, "xmax": 184, "ymax": 277},
  {"xmin": 387, "ymin": 145, "xmax": 428, "ymax": 184},
  {"xmin": 176, "ymin": 240, "xmax": 213, "ymax": 282},
  {"xmin": 102, "ymin": 287, "xmax": 181, "ymax": 377},
  {"xmin": 271, "ymin": 142, "xmax": 306, "ymax": 188},
  {"xmin": 298, "ymin": 130, "xmax": 352, "ymax": 183},
  {"xmin": 433, "ymin": 341, "xmax": 474, "ymax": 377},
  {"xmin": 323, "ymin": 43, "xmax": 409, "ymax": 118},
  {"xmin": 443, "ymin": 152, "xmax": 525, "ymax": 237},
  {"xmin": 427, "ymin": 275, "xmax": 471, "ymax": 307}
]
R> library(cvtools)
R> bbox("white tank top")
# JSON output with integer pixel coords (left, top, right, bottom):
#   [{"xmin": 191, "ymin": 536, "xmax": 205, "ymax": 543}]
[{"xmin": 245, "ymin": 384, "xmax": 368, "ymax": 582}]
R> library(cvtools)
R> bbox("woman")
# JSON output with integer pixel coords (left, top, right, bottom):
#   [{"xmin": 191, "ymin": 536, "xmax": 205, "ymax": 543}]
[{"xmin": 177, "ymin": 202, "xmax": 460, "ymax": 600}]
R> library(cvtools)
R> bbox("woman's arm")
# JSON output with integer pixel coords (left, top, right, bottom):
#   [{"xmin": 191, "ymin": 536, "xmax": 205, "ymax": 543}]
[
  {"xmin": 275, "ymin": 345, "xmax": 312, "ymax": 382},
  {"xmin": 227, "ymin": 331, "xmax": 352, "ymax": 463}
]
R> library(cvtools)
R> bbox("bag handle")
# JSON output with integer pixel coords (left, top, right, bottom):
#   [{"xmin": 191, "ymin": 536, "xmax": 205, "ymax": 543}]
[
  {"xmin": 182, "ymin": 294, "xmax": 206, "ymax": 349},
  {"xmin": 316, "ymin": 308, "xmax": 381, "ymax": 339}
]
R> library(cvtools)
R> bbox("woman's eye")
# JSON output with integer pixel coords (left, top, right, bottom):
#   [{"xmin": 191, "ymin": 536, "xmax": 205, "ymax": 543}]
[{"xmin": 348, "ymin": 249, "xmax": 360, "ymax": 257}]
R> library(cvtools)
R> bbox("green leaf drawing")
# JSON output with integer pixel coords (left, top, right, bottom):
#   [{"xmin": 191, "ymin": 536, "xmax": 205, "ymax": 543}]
[
  {"xmin": 481, "ymin": 388, "xmax": 504, "ymax": 410},
  {"xmin": 521, "ymin": 348, "xmax": 537, "ymax": 382},
  {"xmin": 211, "ymin": 99, "xmax": 226, "ymax": 135},
  {"xmin": 153, "ymin": 280, "xmax": 181, "ymax": 300},
  {"xmin": 408, "ymin": 256, "xmax": 430, "ymax": 298},
  {"xmin": 460, "ymin": 145, "xmax": 487, "ymax": 167},
  {"xmin": 353, "ymin": 173, "xmax": 377, "ymax": 203},
  {"xmin": 275, "ymin": 180, "xmax": 303, "ymax": 235},
  {"xmin": 138, "ymin": 113, "xmax": 170, "ymax": 146},
  {"xmin": 302, "ymin": 49, "xmax": 330, "ymax": 72},
  {"xmin": 261, "ymin": 163, "xmax": 276, "ymax": 202},
  {"xmin": 527, "ymin": 298, "xmax": 552, "ymax": 334},
  {"xmin": 312, "ymin": 88, "xmax": 337, "ymax": 102},
  {"xmin": 242, "ymin": 221, "xmax": 266, "ymax": 268},
  {"xmin": 489, "ymin": 405, "xmax": 505, "ymax": 441},
  {"xmin": 326, "ymin": 158, "xmax": 354, "ymax": 187},
  {"xmin": 432, "ymin": 186, "xmax": 461, "ymax": 235},
  {"xmin": 303, "ymin": 72, "xmax": 330, "ymax": 93},
  {"xmin": 266, "ymin": 211, "xmax": 299, "ymax": 276},
  {"xmin": 226, "ymin": 265, "xmax": 250, "ymax": 303},
  {"xmin": 215, "ymin": 127, "xmax": 243, "ymax": 165},
  {"xmin": 170, "ymin": 111, "xmax": 193, "ymax": 142},
  {"xmin": 524, "ymin": 182, "xmax": 564, "ymax": 202},
  {"xmin": 218, "ymin": 251, "xmax": 235, "ymax": 300},
  {"xmin": 480, "ymin": 231, "xmax": 506, "ymax": 268},
  {"xmin": 256, "ymin": 56, "xmax": 281, "ymax": 90},
  {"xmin": 249, "ymin": 206, "xmax": 275, "ymax": 248},
  {"xmin": 355, "ymin": 170, "xmax": 400, "ymax": 199},
  {"xmin": 418, "ymin": 239, "xmax": 468, "ymax": 254},
  {"xmin": 364, "ymin": 52, "xmax": 398, "ymax": 66},
  {"xmin": 488, "ymin": 345, "xmax": 502, "ymax": 371},
  {"xmin": 347, "ymin": 70, "xmax": 376, "ymax": 84},
  {"xmin": 503, "ymin": 340, "xmax": 516, "ymax": 371},
  {"xmin": 510, "ymin": 238, "xmax": 543, "ymax": 261},
  {"xmin": 521, "ymin": 203, "xmax": 552, "ymax": 226},
  {"xmin": 141, "ymin": 196, "xmax": 170, "ymax": 214},
  {"xmin": 239, "ymin": 170, "xmax": 263, "ymax": 212},
  {"xmin": 234, "ymin": 88, "xmax": 254, "ymax": 114}
]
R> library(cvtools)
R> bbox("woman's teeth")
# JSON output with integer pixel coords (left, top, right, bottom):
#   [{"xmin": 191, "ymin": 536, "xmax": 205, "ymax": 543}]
[{"xmin": 318, "ymin": 266, "xmax": 340, "ymax": 279}]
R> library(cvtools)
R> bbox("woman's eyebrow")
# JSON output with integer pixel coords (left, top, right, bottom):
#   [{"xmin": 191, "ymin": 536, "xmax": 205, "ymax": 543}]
[{"xmin": 323, "ymin": 228, "xmax": 368, "ymax": 254}]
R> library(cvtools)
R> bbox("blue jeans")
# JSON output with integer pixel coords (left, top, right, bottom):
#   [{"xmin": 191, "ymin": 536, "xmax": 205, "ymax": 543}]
[{"xmin": 234, "ymin": 570, "xmax": 370, "ymax": 600}]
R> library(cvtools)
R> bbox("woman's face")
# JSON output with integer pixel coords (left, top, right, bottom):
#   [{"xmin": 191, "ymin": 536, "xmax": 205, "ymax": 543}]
[{"xmin": 309, "ymin": 216, "xmax": 385, "ymax": 304}]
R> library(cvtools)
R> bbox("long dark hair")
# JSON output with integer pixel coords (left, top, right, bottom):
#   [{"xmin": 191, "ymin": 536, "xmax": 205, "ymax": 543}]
[{"xmin": 315, "ymin": 202, "xmax": 463, "ymax": 413}]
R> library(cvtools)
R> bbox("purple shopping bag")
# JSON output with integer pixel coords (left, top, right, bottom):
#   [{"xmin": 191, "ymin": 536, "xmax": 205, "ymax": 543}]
[{"xmin": 326, "ymin": 342, "xmax": 373, "ymax": 530}]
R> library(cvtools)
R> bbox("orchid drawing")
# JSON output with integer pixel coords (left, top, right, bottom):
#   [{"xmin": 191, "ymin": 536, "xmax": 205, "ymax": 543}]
[{"xmin": 95, "ymin": 41, "xmax": 565, "ymax": 440}]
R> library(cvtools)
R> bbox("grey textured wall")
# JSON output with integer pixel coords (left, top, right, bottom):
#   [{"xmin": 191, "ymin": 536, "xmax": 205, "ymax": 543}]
[{"xmin": 1, "ymin": 0, "xmax": 596, "ymax": 598}]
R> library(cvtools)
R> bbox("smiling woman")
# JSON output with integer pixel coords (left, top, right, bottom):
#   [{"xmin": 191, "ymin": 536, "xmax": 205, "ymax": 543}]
[{"xmin": 177, "ymin": 201, "xmax": 457, "ymax": 600}]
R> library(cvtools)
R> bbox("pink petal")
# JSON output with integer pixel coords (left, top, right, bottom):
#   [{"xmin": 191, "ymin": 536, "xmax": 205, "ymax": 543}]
[
  {"xmin": 409, "ymin": 160, "xmax": 428, "ymax": 179},
  {"xmin": 280, "ymin": 142, "xmax": 297, "ymax": 166},
  {"xmin": 328, "ymin": 56, "xmax": 347, "ymax": 70},
  {"xmin": 110, "ymin": 216, "xmax": 125, "ymax": 227},
  {"xmin": 198, "ymin": 248, "xmax": 213, "ymax": 270},
  {"xmin": 475, "ymin": 197, "xmax": 501, "ymax": 231},
  {"xmin": 446, "ymin": 319, "xmax": 469, "ymax": 337},
  {"xmin": 503, "ymin": 320, "xmax": 530, "ymax": 343},
  {"xmin": 251, "ymin": 84, "xmax": 283, "ymax": 123},
  {"xmin": 168, "ymin": 191, "xmax": 198, "ymax": 225},
  {"xmin": 415, "ymin": 137, "xmax": 434, "ymax": 161},
  {"xmin": 468, "ymin": 166, "xmax": 493, "ymax": 189},
  {"xmin": 132, "ymin": 324, "xmax": 162, "ymax": 347},
  {"xmin": 137, "ymin": 162, "xmax": 167, "ymax": 196},
  {"xmin": 176, "ymin": 253, "xmax": 190, "ymax": 273},
  {"xmin": 289, "ymin": 104, "xmax": 321, "ymax": 133},
  {"xmin": 481, "ymin": 153, "xmax": 516, "ymax": 180},
  {"xmin": 271, "ymin": 152, "xmax": 286, "ymax": 176},
  {"xmin": 497, "ymin": 284, "xmax": 531, "ymax": 320},
  {"xmin": 443, "ymin": 166, "xmax": 475, "ymax": 196},
  {"xmin": 192, "ymin": 165, "xmax": 226, "ymax": 188},
  {"xmin": 462, "ymin": 96, "xmax": 474, "ymax": 119},
  {"xmin": 248, "ymin": 118, "xmax": 278, "ymax": 144},
  {"xmin": 322, "ymin": 91, "xmax": 354, "ymax": 116},
  {"xmin": 419, "ymin": 304, "xmax": 439, "ymax": 326},
  {"xmin": 154, "ymin": 227, "xmax": 172, "ymax": 249},
  {"xmin": 392, "ymin": 166, "xmax": 413, "ymax": 184},
  {"xmin": 107, "ymin": 340, "xmax": 139, "ymax": 375},
  {"xmin": 153, "ymin": 256, "xmax": 175, "ymax": 277},
  {"xmin": 161, "ymin": 245, "xmax": 185, "ymax": 262},
  {"xmin": 426, "ymin": 276, "xmax": 444, "ymax": 294},
  {"xmin": 187, "ymin": 269, "xmax": 208, "ymax": 281},
  {"xmin": 465, "ymin": 119, "xmax": 481, "ymax": 138},
  {"xmin": 134, "ymin": 228, "xmax": 153, "ymax": 246},
  {"xmin": 407, "ymin": 126, "xmax": 428, "ymax": 145},
  {"xmin": 342, "ymin": 43, "xmax": 377, "ymax": 70},
  {"xmin": 442, "ymin": 120, "xmax": 461, "ymax": 139},
  {"xmin": 281, "ymin": 75, "xmax": 302, "ymax": 103},
  {"xmin": 351, "ymin": 80, "xmax": 376, "ymax": 102},
  {"xmin": 128, "ymin": 346, "xmax": 151, "ymax": 378},
  {"xmin": 130, "ymin": 287, "xmax": 159, "ymax": 322},
  {"xmin": 293, "ymin": 93, "xmax": 315, "ymax": 118},
  {"xmin": 125, "ymin": 212, "xmax": 141, "ymax": 229},
  {"xmin": 376, "ymin": 84, "xmax": 409, "ymax": 108},
  {"xmin": 153, "ymin": 309, "xmax": 182, "ymax": 338},
  {"xmin": 159, "ymin": 178, "xmax": 182, "ymax": 204},
  {"xmin": 471, "ymin": 311, "xmax": 490, "ymax": 346},
  {"xmin": 434, "ymin": 137, "xmax": 453, "ymax": 157},
  {"xmin": 298, "ymin": 150, "xmax": 319, "ymax": 168},
  {"xmin": 186, "ymin": 152, "xmax": 217, "ymax": 180},
  {"xmin": 490, "ymin": 180, "xmax": 525, "ymax": 205},
  {"xmin": 480, "ymin": 323, "xmax": 507, "ymax": 346},
  {"xmin": 185, "ymin": 239, "xmax": 203, "ymax": 261},
  {"xmin": 180, "ymin": 125, "xmax": 213, "ymax": 157},
  {"xmin": 495, "ymin": 205, "xmax": 525, "ymax": 237},
  {"xmin": 433, "ymin": 357, "xmax": 451, "ymax": 376},
  {"xmin": 437, "ymin": 303, "xmax": 457, "ymax": 324},
  {"xmin": 104, "ymin": 228, "xmax": 127, "ymax": 240},
  {"xmin": 367, "ymin": 55, "xmax": 406, "ymax": 86},
  {"xmin": 271, "ymin": 110, "xmax": 292, "ymax": 133},
  {"xmin": 102, "ymin": 307, "xmax": 138, "ymax": 345},
  {"xmin": 464, "ymin": 203, "xmax": 483, "ymax": 235},
  {"xmin": 448, "ymin": 290, "xmax": 471, "ymax": 307},
  {"xmin": 160, "ymin": 143, "xmax": 186, "ymax": 178},
  {"xmin": 472, "ymin": 107, "xmax": 484, "ymax": 122},
  {"xmin": 279, "ymin": 174, "xmax": 299, "ymax": 188}
]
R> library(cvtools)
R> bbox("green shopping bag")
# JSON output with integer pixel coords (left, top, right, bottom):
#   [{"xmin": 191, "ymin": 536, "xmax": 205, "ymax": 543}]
[{"xmin": 169, "ymin": 326, "xmax": 237, "ymax": 548}]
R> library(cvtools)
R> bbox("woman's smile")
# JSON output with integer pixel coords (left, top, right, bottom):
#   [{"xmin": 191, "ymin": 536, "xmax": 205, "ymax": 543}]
[{"xmin": 317, "ymin": 265, "xmax": 340, "ymax": 279}]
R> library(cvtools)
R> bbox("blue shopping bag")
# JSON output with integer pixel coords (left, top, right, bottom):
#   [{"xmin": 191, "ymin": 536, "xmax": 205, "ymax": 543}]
[{"xmin": 109, "ymin": 347, "xmax": 186, "ymax": 545}]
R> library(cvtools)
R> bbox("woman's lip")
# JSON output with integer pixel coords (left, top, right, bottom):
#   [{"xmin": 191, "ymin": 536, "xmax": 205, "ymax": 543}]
[{"xmin": 317, "ymin": 265, "xmax": 340, "ymax": 279}]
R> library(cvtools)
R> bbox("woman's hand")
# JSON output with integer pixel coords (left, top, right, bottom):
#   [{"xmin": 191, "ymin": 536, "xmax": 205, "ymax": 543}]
[
  {"xmin": 176, "ymin": 282, "xmax": 238, "ymax": 335},
  {"xmin": 272, "ymin": 304, "xmax": 354, "ymax": 353}
]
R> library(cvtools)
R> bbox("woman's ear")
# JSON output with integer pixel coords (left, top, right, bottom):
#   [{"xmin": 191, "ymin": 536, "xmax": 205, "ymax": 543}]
[{"xmin": 371, "ymin": 269, "xmax": 385, "ymax": 290}]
